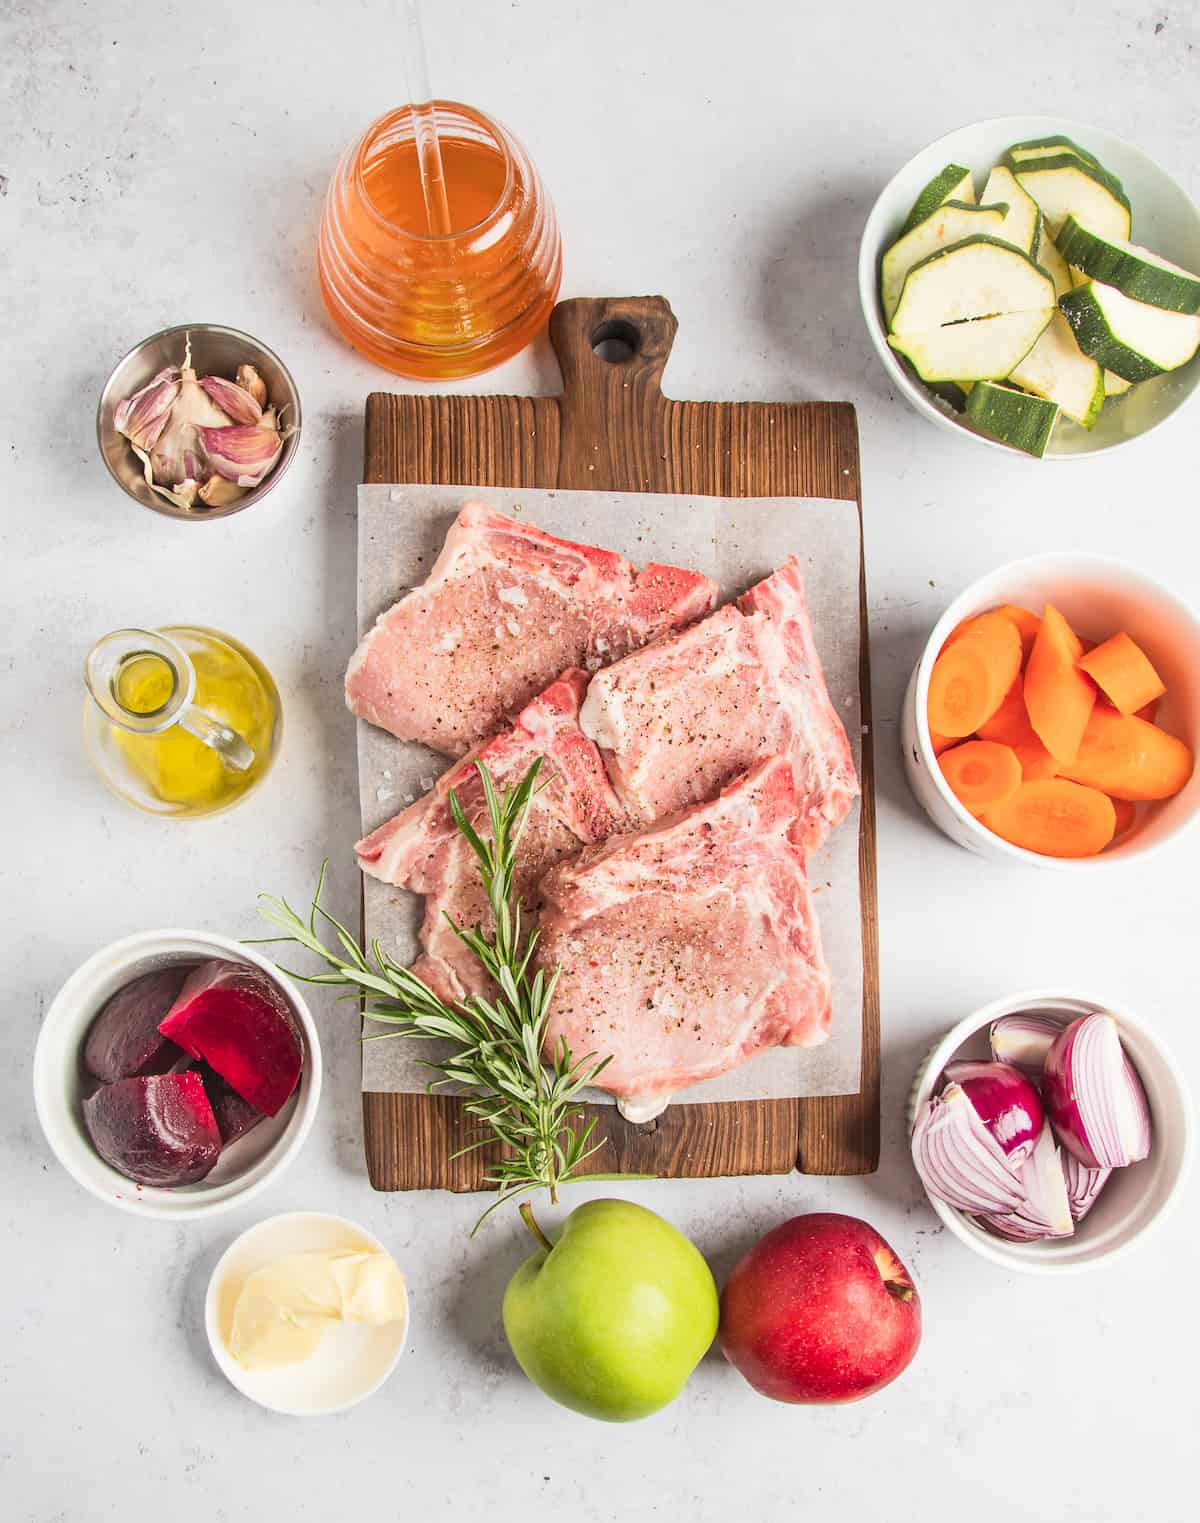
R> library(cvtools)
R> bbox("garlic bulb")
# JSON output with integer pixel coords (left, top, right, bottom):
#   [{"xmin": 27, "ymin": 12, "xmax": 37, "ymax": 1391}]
[{"xmin": 116, "ymin": 341, "xmax": 285, "ymax": 510}]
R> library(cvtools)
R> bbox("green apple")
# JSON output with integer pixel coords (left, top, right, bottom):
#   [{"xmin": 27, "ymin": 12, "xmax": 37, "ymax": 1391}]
[{"xmin": 502, "ymin": 1198, "xmax": 718, "ymax": 1422}]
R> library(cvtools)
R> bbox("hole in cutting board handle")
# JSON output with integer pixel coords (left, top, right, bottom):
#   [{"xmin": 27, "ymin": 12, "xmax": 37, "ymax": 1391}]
[{"xmin": 590, "ymin": 318, "xmax": 640, "ymax": 364}]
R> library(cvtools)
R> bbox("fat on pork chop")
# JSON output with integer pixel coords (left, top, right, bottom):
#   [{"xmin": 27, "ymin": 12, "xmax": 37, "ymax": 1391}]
[
  {"xmin": 355, "ymin": 670, "xmax": 627, "ymax": 1004},
  {"xmin": 535, "ymin": 755, "xmax": 832, "ymax": 1122},
  {"xmin": 346, "ymin": 502, "xmax": 718, "ymax": 756},
  {"xmin": 578, "ymin": 557, "xmax": 859, "ymax": 850}
]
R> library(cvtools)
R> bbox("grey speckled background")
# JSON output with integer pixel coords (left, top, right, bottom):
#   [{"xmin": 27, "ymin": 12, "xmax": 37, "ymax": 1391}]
[{"xmin": 3, "ymin": 2, "xmax": 1197, "ymax": 1519}]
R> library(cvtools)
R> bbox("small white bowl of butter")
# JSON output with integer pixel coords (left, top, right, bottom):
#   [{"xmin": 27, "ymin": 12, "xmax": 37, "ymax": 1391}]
[{"xmin": 206, "ymin": 1211, "xmax": 408, "ymax": 1416}]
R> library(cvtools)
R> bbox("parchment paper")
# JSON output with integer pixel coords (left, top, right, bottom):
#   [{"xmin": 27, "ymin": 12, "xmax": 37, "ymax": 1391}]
[{"xmin": 356, "ymin": 484, "xmax": 865, "ymax": 1102}]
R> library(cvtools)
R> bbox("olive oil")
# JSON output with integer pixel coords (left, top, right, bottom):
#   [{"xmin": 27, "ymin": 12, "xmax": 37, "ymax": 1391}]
[{"xmin": 84, "ymin": 626, "xmax": 281, "ymax": 818}]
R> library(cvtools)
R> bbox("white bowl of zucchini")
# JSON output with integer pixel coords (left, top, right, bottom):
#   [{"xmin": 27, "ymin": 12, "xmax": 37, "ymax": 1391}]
[{"xmin": 859, "ymin": 116, "xmax": 1200, "ymax": 458}]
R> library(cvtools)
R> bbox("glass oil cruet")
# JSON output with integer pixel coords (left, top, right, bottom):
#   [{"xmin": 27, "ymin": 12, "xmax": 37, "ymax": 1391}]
[{"xmin": 83, "ymin": 626, "xmax": 282, "ymax": 818}]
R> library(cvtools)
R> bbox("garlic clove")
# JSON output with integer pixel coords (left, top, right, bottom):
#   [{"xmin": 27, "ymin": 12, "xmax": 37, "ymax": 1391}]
[
  {"xmin": 114, "ymin": 367, "xmax": 182, "ymax": 452},
  {"xmin": 235, "ymin": 363, "xmax": 268, "ymax": 408},
  {"xmin": 257, "ymin": 405, "xmax": 277, "ymax": 431},
  {"xmin": 197, "ymin": 474, "xmax": 249, "ymax": 509},
  {"xmin": 198, "ymin": 423, "xmax": 283, "ymax": 488},
  {"xmin": 151, "ymin": 374, "xmax": 234, "ymax": 485},
  {"xmin": 199, "ymin": 375, "xmax": 262, "ymax": 426}
]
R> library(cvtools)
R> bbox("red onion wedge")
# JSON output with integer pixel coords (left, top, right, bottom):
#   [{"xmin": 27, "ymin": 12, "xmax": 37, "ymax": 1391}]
[
  {"xmin": 1062, "ymin": 1152, "xmax": 1112, "ymax": 1223},
  {"xmin": 911, "ymin": 1082, "xmax": 1026, "ymax": 1216},
  {"xmin": 944, "ymin": 1060, "xmax": 1044, "ymax": 1166},
  {"xmin": 988, "ymin": 1012, "xmax": 1063, "ymax": 1078},
  {"xmin": 1043, "ymin": 1013, "xmax": 1152, "ymax": 1170},
  {"xmin": 979, "ymin": 1123, "xmax": 1074, "ymax": 1242}
]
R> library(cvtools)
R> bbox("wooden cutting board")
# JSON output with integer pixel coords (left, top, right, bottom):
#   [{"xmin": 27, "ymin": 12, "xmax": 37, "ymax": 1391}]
[{"xmin": 361, "ymin": 294, "xmax": 879, "ymax": 1187}]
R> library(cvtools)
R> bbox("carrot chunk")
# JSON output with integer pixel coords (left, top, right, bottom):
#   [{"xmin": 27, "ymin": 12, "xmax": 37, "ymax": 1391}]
[
  {"xmin": 994, "ymin": 604, "xmax": 1041, "ymax": 660},
  {"xmin": 978, "ymin": 675, "xmax": 1061, "ymax": 779},
  {"xmin": 1110, "ymin": 797, "xmax": 1138, "ymax": 841},
  {"xmin": 981, "ymin": 779, "xmax": 1117, "ymax": 858},
  {"xmin": 929, "ymin": 728, "xmax": 959, "ymax": 757},
  {"xmin": 1023, "ymin": 604, "xmax": 1096, "ymax": 763},
  {"xmin": 940, "ymin": 741, "xmax": 1022, "ymax": 813},
  {"xmin": 1078, "ymin": 632, "xmax": 1166, "ymax": 716},
  {"xmin": 1059, "ymin": 708, "xmax": 1194, "ymax": 801},
  {"xmin": 928, "ymin": 612, "xmax": 1023, "ymax": 738}
]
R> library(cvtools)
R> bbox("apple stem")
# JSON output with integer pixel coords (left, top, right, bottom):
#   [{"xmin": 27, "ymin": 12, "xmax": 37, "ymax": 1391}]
[
  {"xmin": 520, "ymin": 1201, "xmax": 554, "ymax": 1255},
  {"xmin": 885, "ymin": 1279, "xmax": 915, "ymax": 1302}
]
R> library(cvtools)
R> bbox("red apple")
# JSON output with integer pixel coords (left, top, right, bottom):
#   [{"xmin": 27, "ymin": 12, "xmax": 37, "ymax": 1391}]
[{"xmin": 719, "ymin": 1212, "xmax": 921, "ymax": 1403}]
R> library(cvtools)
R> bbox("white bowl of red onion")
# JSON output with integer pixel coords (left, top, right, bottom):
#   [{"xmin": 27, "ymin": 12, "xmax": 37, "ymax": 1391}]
[{"xmin": 907, "ymin": 990, "xmax": 1193, "ymax": 1272}]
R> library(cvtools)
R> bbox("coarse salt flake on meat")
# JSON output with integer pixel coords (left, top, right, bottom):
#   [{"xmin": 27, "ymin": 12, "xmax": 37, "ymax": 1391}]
[{"xmin": 345, "ymin": 502, "xmax": 718, "ymax": 756}]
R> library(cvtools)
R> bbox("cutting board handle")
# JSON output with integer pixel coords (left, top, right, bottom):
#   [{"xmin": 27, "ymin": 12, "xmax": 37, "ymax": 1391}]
[{"xmin": 550, "ymin": 297, "xmax": 678, "ymax": 490}]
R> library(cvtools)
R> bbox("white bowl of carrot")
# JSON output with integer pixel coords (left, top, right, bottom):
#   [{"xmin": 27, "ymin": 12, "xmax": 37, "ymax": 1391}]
[{"xmin": 901, "ymin": 552, "xmax": 1200, "ymax": 867}]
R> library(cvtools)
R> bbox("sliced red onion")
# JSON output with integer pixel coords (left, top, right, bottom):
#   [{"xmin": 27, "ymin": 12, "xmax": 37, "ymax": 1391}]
[
  {"xmin": 988, "ymin": 1012, "xmax": 1063, "ymax": 1078},
  {"xmin": 198, "ymin": 423, "xmax": 283, "ymax": 487},
  {"xmin": 979, "ymin": 1122, "xmax": 1074, "ymax": 1242},
  {"xmin": 944, "ymin": 1059, "xmax": 1044, "ymax": 1166},
  {"xmin": 1043, "ymin": 1013, "xmax": 1152, "ymax": 1170},
  {"xmin": 199, "ymin": 374, "xmax": 263, "ymax": 426},
  {"xmin": 911, "ymin": 1082, "xmax": 1026, "ymax": 1216},
  {"xmin": 1061, "ymin": 1152, "xmax": 1112, "ymax": 1223}
]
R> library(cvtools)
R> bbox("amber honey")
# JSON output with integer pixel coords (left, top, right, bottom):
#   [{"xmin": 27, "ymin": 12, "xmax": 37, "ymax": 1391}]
[{"xmin": 318, "ymin": 102, "xmax": 562, "ymax": 379}]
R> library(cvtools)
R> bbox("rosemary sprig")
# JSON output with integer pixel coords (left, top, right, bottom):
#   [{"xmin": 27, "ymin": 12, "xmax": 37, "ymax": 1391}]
[{"xmin": 253, "ymin": 759, "xmax": 643, "ymax": 1231}]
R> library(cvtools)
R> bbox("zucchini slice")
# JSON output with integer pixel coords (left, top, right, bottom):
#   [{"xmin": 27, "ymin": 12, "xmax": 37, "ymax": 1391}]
[
  {"xmin": 889, "ymin": 310, "xmax": 1052, "ymax": 382},
  {"xmin": 1005, "ymin": 136, "xmax": 1103, "ymax": 171},
  {"xmin": 1013, "ymin": 155, "xmax": 1132, "ymax": 241},
  {"xmin": 900, "ymin": 163, "xmax": 975, "ymax": 237},
  {"xmin": 1056, "ymin": 216, "xmax": 1200, "ymax": 314},
  {"xmin": 890, "ymin": 236, "xmax": 1057, "ymax": 333},
  {"xmin": 1105, "ymin": 370, "xmax": 1133, "ymax": 397},
  {"xmin": 881, "ymin": 201, "xmax": 1009, "ymax": 322},
  {"xmin": 1009, "ymin": 311, "xmax": 1105, "ymax": 428},
  {"xmin": 980, "ymin": 165, "xmax": 1043, "ymax": 255},
  {"xmin": 1037, "ymin": 234, "xmax": 1074, "ymax": 300},
  {"xmin": 964, "ymin": 382, "xmax": 1060, "ymax": 457},
  {"xmin": 1059, "ymin": 279, "xmax": 1200, "ymax": 381}
]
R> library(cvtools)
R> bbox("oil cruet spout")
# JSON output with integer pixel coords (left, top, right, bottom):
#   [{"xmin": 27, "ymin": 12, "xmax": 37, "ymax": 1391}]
[{"xmin": 84, "ymin": 628, "xmax": 254, "ymax": 772}]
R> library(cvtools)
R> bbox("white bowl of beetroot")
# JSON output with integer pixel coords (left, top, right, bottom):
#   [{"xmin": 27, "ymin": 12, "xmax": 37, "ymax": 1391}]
[
  {"xmin": 908, "ymin": 990, "xmax": 1193, "ymax": 1273},
  {"xmin": 34, "ymin": 931, "xmax": 321, "ymax": 1220},
  {"xmin": 902, "ymin": 552, "xmax": 1200, "ymax": 867}
]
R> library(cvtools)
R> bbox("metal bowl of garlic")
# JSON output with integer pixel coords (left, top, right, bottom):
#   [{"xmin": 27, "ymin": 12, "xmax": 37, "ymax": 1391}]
[{"xmin": 97, "ymin": 322, "xmax": 302, "ymax": 522}]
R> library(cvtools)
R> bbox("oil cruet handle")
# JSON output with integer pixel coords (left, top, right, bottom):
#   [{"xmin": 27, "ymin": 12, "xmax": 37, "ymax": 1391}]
[
  {"xmin": 176, "ymin": 704, "xmax": 254, "ymax": 772},
  {"xmin": 85, "ymin": 627, "xmax": 256, "ymax": 773}
]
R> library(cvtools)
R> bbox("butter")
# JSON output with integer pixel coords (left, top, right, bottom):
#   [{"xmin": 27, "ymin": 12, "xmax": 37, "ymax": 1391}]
[{"xmin": 228, "ymin": 1251, "xmax": 407, "ymax": 1372}]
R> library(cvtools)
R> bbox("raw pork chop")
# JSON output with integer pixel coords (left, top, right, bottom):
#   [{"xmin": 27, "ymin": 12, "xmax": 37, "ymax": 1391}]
[
  {"xmin": 346, "ymin": 502, "xmax": 718, "ymax": 755},
  {"xmin": 535, "ymin": 755, "xmax": 831, "ymax": 1122},
  {"xmin": 355, "ymin": 670, "xmax": 627, "ymax": 1004},
  {"xmin": 579, "ymin": 558, "xmax": 859, "ymax": 849}
]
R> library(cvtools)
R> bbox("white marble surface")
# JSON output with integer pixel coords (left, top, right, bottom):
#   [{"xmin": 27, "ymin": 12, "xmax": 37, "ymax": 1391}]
[{"xmin": 2, "ymin": 2, "xmax": 1197, "ymax": 1518}]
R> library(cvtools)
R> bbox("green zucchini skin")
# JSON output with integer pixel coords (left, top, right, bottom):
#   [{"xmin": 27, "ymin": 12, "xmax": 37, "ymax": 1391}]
[
  {"xmin": 1059, "ymin": 281, "xmax": 1200, "ymax": 381},
  {"xmin": 964, "ymin": 382, "xmax": 1060, "ymax": 457},
  {"xmin": 899, "ymin": 163, "xmax": 974, "ymax": 237},
  {"xmin": 1056, "ymin": 216, "xmax": 1200, "ymax": 315},
  {"xmin": 1005, "ymin": 136, "xmax": 1102, "ymax": 170}
]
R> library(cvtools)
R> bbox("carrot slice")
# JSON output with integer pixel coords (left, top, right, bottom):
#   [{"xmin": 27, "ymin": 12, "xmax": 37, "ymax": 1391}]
[
  {"xmin": 940, "ymin": 741, "xmax": 1022, "ymax": 813},
  {"xmin": 928, "ymin": 613, "xmax": 1023, "ymax": 738},
  {"xmin": 1023, "ymin": 604, "xmax": 1096, "ymax": 763},
  {"xmin": 1059, "ymin": 708, "xmax": 1194, "ymax": 801},
  {"xmin": 1110, "ymin": 797, "xmax": 1137, "ymax": 841},
  {"xmin": 978, "ymin": 675, "xmax": 1061, "ymax": 779},
  {"xmin": 994, "ymin": 604, "xmax": 1040, "ymax": 660},
  {"xmin": 1078, "ymin": 632, "xmax": 1166, "ymax": 716},
  {"xmin": 929, "ymin": 728, "xmax": 959, "ymax": 757},
  {"xmin": 981, "ymin": 779, "xmax": 1117, "ymax": 858}
]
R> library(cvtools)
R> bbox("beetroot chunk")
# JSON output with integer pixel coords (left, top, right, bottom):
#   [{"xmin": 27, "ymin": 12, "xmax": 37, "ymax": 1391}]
[
  {"xmin": 83, "ymin": 1072, "xmax": 220, "ymax": 1186},
  {"xmin": 197, "ymin": 1062, "xmax": 265, "ymax": 1146},
  {"xmin": 158, "ymin": 960, "xmax": 302, "ymax": 1116},
  {"xmin": 83, "ymin": 967, "xmax": 192, "ymax": 1083}
]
